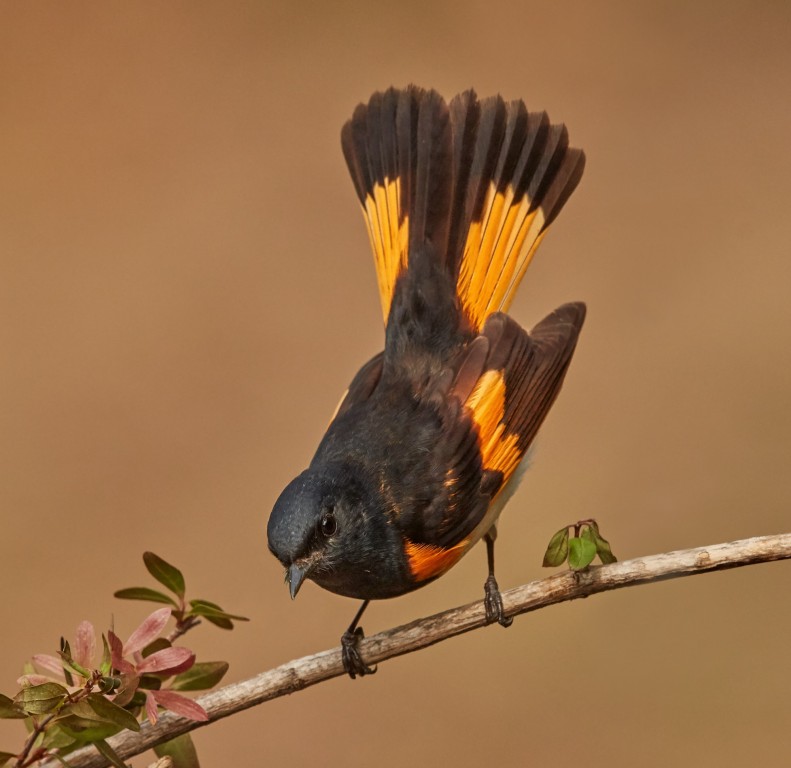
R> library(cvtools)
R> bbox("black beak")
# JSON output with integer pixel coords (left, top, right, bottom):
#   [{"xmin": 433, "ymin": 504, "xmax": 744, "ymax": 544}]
[{"xmin": 287, "ymin": 563, "xmax": 308, "ymax": 599}]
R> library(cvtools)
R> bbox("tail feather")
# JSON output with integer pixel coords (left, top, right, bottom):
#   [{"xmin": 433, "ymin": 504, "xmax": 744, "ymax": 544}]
[
  {"xmin": 342, "ymin": 85, "xmax": 452, "ymax": 324},
  {"xmin": 445, "ymin": 90, "xmax": 482, "ymax": 271},
  {"xmin": 451, "ymin": 95, "xmax": 507, "ymax": 275},
  {"xmin": 411, "ymin": 89, "xmax": 452, "ymax": 255},
  {"xmin": 455, "ymin": 109, "xmax": 586, "ymax": 330},
  {"xmin": 341, "ymin": 99, "xmax": 406, "ymax": 322},
  {"xmin": 341, "ymin": 87, "xmax": 585, "ymax": 330}
]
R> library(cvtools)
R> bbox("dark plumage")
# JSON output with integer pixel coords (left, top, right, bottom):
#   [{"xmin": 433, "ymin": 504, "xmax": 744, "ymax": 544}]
[{"xmin": 267, "ymin": 86, "xmax": 586, "ymax": 677}]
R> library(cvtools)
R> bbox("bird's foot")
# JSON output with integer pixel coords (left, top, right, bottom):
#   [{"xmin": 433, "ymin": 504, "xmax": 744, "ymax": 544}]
[
  {"xmin": 341, "ymin": 626, "xmax": 377, "ymax": 679},
  {"xmin": 484, "ymin": 574, "xmax": 513, "ymax": 627}
]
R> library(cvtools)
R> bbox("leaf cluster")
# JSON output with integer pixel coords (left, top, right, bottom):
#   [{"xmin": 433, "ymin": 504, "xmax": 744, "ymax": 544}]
[
  {"xmin": 115, "ymin": 552, "xmax": 248, "ymax": 631},
  {"xmin": 542, "ymin": 519, "xmax": 617, "ymax": 571},
  {"xmin": 1, "ymin": 552, "xmax": 248, "ymax": 768}
]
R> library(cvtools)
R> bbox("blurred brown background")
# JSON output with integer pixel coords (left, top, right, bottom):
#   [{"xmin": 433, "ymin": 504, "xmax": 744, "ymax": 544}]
[{"xmin": 2, "ymin": 2, "xmax": 790, "ymax": 766}]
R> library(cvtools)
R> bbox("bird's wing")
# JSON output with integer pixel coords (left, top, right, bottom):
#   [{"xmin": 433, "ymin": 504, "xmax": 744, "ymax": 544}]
[{"xmin": 400, "ymin": 303, "xmax": 586, "ymax": 583}]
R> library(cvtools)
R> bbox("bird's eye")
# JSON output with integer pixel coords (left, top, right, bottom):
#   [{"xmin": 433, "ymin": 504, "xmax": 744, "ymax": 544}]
[{"xmin": 319, "ymin": 508, "xmax": 337, "ymax": 537}]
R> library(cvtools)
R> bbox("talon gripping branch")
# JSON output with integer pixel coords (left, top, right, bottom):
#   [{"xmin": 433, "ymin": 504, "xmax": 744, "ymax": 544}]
[{"xmin": 267, "ymin": 86, "xmax": 586, "ymax": 677}]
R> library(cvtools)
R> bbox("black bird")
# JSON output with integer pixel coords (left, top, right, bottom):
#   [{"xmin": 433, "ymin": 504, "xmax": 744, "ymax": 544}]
[{"xmin": 268, "ymin": 86, "xmax": 586, "ymax": 677}]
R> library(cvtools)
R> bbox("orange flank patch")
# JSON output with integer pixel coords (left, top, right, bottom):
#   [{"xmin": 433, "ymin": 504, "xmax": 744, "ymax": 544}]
[
  {"xmin": 457, "ymin": 182, "xmax": 547, "ymax": 331},
  {"xmin": 360, "ymin": 177, "xmax": 409, "ymax": 324},
  {"xmin": 465, "ymin": 369, "xmax": 523, "ymax": 481},
  {"xmin": 405, "ymin": 538, "xmax": 469, "ymax": 582}
]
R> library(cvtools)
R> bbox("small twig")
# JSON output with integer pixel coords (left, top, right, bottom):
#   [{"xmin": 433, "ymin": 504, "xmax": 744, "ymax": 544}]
[
  {"xmin": 14, "ymin": 715, "xmax": 56, "ymax": 768},
  {"xmin": 44, "ymin": 533, "xmax": 791, "ymax": 768},
  {"xmin": 166, "ymin": 616, "xmax": 200, "ymax": 645}
]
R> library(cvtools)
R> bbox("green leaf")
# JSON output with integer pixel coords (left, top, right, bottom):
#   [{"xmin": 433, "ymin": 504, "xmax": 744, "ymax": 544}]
[
  {"xmin": 14, "ymin": 682, "xmax": 68, "ymax": 715},
  {"xmin": 100, "ymin": 634, "xmax": 113, "ymax": 676},
  {"xmin": 585, "ymin": 524, "xmax": 617, "ymax": 564},
  {"xmin": 568, "ymin": 537, "xmax": 597, "ymax": 571},
  {"xmin": 0, "ymin": 751, "xmax": 18, "ymax": 766},
  {"xmin": 188, "ymin": 600, "xmax": 249, "ymax": 622},
  {"xmin": 58, "ymin": 651, "xmax": 91, "ymax": 680},
  {"xmin": 0, "ymin": 693, "xmax": 26, "ymax": 719},
  {"xmin": 114, "ymin": 587, "xmax": 178, "ymax": 607},
  {"xmin": 60, "ymin": 638, "xmax": 75, "ymax": 687},
  {"xmin": 202, "ymin": 614, "xmax": 234, "ymax": 630},
  {"xmin": 86, "ymin": 693, "xmax": 140, "ymax": 732},
  {"xmin": 57, "ymin": 704, "xmax": 124, "ymax": 744},
  {"xmin": 143, "ymin": 552, "xmax": 185, "ymax": 599},
  {"xmin": 40, "ymin": 724, "xmax": 77, "ymax": 750},
  {"xmin": 542, "ymin": 527, "xmax": 570, "ymax": 567},
  {"xmin": 58, "ymin": 717, "xmax": 121, "ymax": 743},
  {"xmin": 155, "ymin": 732, "xmax": 201, "ymax": 768},
  {"xmin": 94, "ymin": 739, "xmax": 130, "ymax": 768},
  {"xmin": 172, "ymin": 662, "xmax": 229, "ymax": 691}
]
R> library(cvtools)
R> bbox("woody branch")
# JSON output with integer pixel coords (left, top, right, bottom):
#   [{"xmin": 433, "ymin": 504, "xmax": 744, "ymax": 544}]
[{"xmin": 45, "ymin": 533, "xmax": 791, "ymax": 768}]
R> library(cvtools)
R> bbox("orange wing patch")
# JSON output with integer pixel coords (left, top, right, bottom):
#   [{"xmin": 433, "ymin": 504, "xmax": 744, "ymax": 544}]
[
  {"xmin": 405, "ymin": 538, "xmax": 469, "ymax": 582},
  {"xmin": 465, "ymin": 369, "xmax": 523, "ymax": 482},
  {"xmin": 457, "ymin": 182, "xmax": 546, "ymax": 332},
  {"xmin": 359, "ymin": 177, "xmax": 409, "ymax": 324}
]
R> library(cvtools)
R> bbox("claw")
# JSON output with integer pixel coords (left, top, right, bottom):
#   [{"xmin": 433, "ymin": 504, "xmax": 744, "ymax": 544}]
[
  {"xmin": 341, "ymin": 626, "xmax": 377, "ymax": 679},
  {"xmin": 484, "ymin": 574, "xmax": 513, "ymax": 627}
]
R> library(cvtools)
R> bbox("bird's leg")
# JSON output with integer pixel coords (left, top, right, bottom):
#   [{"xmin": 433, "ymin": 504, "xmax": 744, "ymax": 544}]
[
  {"xmin": 341, "ymin": 599, "xmax": 377, "ymax": 679},
  {"xmin": 483, "ymin": 528, "xmax": 513, "ymax": 627}
]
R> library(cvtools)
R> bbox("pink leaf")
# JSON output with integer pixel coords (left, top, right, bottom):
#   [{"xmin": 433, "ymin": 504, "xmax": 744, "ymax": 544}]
[
  {"xmin": 123, "ymin": 607, "xmax": 172, "ymax": 655},
  {"xmin": 136, "ymin": 647, "xmax": 194, "ymax": 675},
  {"xmin": 32, "ymin": 654, "xmax": 66, "ymax": 678},
  {"xmin": 154, "ymin": 649, "xmax": 195, "ymax": 677},
  {"xmin": 108, "ymin": 631, "xmax": 124, "ymax": 666},
  {"xmin": 150, "ymin": 690, "xmax": 208, "ymax": 722},
  {"xmin": 73, "ymin": 620, "xmax": 96, "ymax": 669},
  {"xmin": 145, "ymin": 690, "xmax": 159, "ymax": 725},
  {"xmin": 108, "ymin": 630, "xmax": 135, "ymax": 676}
]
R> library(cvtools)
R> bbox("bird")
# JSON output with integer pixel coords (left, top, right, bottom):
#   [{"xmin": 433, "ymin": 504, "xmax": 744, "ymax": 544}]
[{"xmin": 267, "ymin": 85, "xmax": 586, "ymax": 678}]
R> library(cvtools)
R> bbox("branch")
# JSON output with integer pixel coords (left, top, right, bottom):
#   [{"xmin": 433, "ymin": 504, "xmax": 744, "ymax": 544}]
[{"xmin": 46, "ymin": 533, "xmax": 791, "ymax": 768}]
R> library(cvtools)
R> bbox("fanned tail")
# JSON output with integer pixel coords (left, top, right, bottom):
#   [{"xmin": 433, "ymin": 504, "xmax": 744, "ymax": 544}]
[{"xmin": 341, "ymin": 86, "xmax": 585, "ymax": 332}]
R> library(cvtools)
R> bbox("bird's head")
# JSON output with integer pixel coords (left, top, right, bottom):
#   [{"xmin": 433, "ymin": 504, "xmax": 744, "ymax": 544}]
[{"xmin": 268, "ymin": 464, "xmax": 396, "ymax": 600}]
